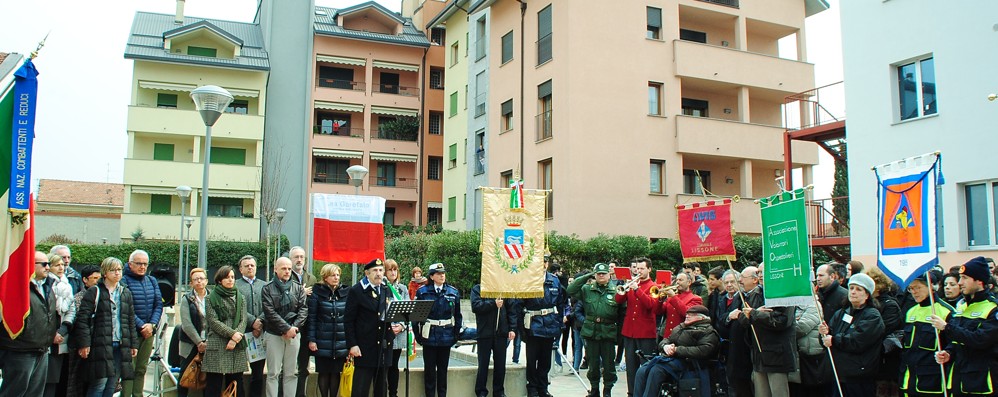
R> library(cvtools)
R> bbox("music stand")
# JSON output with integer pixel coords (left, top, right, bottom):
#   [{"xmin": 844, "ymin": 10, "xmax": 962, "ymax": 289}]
[
  {"xmin": 148, "ymin": 320, "xmax": 178, "ymax": 396},
  {"xmin": 385, "ymin": 300, "xmax": 435, "ymax": 397}
]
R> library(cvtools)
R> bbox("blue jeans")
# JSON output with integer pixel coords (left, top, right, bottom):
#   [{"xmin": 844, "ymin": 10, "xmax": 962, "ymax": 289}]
[
  {"xmin": 572, "ymin": 327, "xmax": 584, "ymax": 370},
  {"xmin": 86, "ymin": 344, "xmax": 122, "ymax": 397},
  {"xmin": 0, "ymin": 349, "xmax": 48, "ymax": 397},
  {"xmin": 512, "ymin": 333, "xmax": 522, "ymax": 363}
]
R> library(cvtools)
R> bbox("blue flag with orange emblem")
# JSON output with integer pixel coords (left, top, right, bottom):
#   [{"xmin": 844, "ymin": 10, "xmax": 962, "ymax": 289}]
[{"xmin": 874, "ymin": 152, "xmax": 942, "ymax": 288}]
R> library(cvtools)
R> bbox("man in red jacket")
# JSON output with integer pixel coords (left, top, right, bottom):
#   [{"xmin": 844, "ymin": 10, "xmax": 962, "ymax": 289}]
[
  {"xmin": 613, "ymin": 257, "xmax": 658, "ymax": 397},
  {"xmin": 659, "ymin": 272, "xmax": 703, "ymax": 339}
]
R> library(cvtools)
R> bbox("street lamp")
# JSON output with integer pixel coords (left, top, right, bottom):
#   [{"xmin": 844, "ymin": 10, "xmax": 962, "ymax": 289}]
[
  {"xmin": 191, "ymin": 85, "xmax": 233, "ymax": 269},
  {"xmin": 345, "ymin": 165, "xmax": 369, "ymax": 283},
  {"xmin": 274, "ymin": 207, "xmax": 287, "ymax": 260},
  {"xmin": 175, "ymin": 185, "xmax": 192, "ymax": 289},
  {"xmin": 184, "ymin": 216, "xmax": 194, "ymax": 276}
]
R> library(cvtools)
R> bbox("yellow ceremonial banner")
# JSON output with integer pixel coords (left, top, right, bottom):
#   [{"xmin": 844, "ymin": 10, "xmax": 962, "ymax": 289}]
[{"xmin": 480, "ymin": 188, "xmax": 547, "ymax": 299}]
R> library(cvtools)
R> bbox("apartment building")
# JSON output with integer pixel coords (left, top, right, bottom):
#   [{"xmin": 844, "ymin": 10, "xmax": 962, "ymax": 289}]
[
  {"xmin": 121, "ymin": 7, "xmax": 269, "ymax": 242},
  {"xmin": 841, "ymin": 1, "xmax": 998, "ymax": 266},
  {"xmin": 432, "ymin": 0, "xmax": 827, "ymax": 238}
]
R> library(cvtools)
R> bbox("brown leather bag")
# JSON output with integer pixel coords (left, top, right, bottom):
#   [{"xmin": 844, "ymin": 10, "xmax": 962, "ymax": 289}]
[
  {"xmin": 179, "ymin": 353, "xmax": 206, "ymax": 390},
  {"xmin": 222, "ymin": 380, "xmax": 239, "ymax": 397}
]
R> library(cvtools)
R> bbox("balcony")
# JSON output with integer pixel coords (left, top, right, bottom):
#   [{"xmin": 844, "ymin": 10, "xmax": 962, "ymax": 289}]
[
  {"xmin": 370, "ymin": 176, "xmax": 418, "ymax": 189},
  {"xmin": 375, "ymin": 83, "xmax": 420, "ymax": 97},
  {"xmin": 675, "ymin": 115, "xmax": 818, "ymax": 165},
  {"xmin": 373, "ymin": 130, "xmax": 418, "ymax": 142},
  {"xmin": 316, "ymin": 77, "xmax": 365, "ymax": 91},
  {"xmin": 313, "ymin": 173, "xmax": 350, "ymax": 184},
  {"xmin": 123, "ymin": 159, "xmax": 261, "ymax": 191},
  {"xmin": 120, "ymin": 213, "xmax": 259, "ymax": 242},
  {"xmin": 535, "ymin": 110, "xmax": 553, "ymax": 141},
  {"xmin": 313, "ymin": 125, "xmax": 364, "ymax": 139},
  {"xmin": 127, "ymin": 106, "xmax": 264, "ymax": 140},
  {"xmin": 673, "ymin": 39, "xmax": 814, "ymax": 95},
  {"xmin": 368, "ymin": 177, "xmax": 418, "ymax": 202},
  {"xmin": 695, "ymin": 0, "xmax": 738, "ymax": 8}
]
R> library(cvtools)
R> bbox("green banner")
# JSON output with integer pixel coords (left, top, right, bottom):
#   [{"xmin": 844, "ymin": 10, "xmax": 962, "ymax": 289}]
[{"xmin": 759, "ymin": 189, "xmax": 813, "ymax": 307}]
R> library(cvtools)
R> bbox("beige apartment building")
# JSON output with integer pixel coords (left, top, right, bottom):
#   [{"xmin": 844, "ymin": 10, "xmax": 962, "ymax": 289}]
[{"xmin": 441, "ymin": 0, "xmax": 827, "ymax": 238}]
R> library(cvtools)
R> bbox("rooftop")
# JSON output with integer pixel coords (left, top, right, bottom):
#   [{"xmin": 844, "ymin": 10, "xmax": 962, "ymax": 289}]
[
  {"xmin": 37, "ymin": 180, "xmax": 124, "ymax": 207},
  {"xmin": 124, "ymin": 12, "xmax": 269, "ymax": 71},
  {"xmin": 314, "ymin": 2, "xmax": 430, "ymax": 48}
]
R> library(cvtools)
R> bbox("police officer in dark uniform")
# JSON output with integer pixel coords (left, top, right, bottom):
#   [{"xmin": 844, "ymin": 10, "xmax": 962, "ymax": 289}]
[
  {"xmin": 344, "ymin": 259, "xmax": 395, "ymax": 397},
  {"xmin": 519, "ymin": 259, "xmax": 568, "ymax": 397},
  {"xmin": 931, "ymin": 256, "xmax": 998, "ymax": 396},
  {"xmin": 413, "ymin": 263, "xmax": 462, "ymax": 397}
]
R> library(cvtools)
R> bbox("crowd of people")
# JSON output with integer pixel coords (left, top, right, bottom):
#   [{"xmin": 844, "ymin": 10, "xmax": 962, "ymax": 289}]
[{"xmin": 3, "ymin": 244, "xmax": 998, "ymax": 397}]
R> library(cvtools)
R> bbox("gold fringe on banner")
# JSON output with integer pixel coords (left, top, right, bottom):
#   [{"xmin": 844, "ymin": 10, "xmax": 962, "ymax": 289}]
[{"xmin": 479, "ymin": 187, "xmax": 547, "ymax": 299}]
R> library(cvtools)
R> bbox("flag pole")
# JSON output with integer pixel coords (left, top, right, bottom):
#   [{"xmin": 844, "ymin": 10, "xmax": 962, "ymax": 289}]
[
  {"xmin": 810, "ymin": 283, "xmax": 845, "ymax": 397},
  {"xmin": 923, "ymin": 269, "xmax": 950, "ymax": 397},
  {"xmin": 725, "ymin": 259, "xmax": 762, "ymax": 352}
]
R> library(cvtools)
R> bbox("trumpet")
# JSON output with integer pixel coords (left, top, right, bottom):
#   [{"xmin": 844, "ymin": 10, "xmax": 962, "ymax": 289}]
[
  {"xmin": 649, "ymin": 284, "xmax": 677, "ymax": 300},
  {"xmin": 616, "ymin": 278, "xmax": 639, "ymax": 294}
]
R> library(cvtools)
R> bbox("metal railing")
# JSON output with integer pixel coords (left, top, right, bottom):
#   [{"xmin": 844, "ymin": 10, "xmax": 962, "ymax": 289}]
[
  {"xmin": 313, "ymin": 125, "xmax": 364, "ymax": 138},
  {"xmin": 316, "ymin": 78, "xmax": 365, "ymax": 91},
  {"xmin": 536, "ymin": 34, "xmax": 553, "ymax": 65},
  {"xmin": 536, "ymin": 110, "xmax": 553, "ymax": 141},
  {"xmin": 783, "ymin": 81, "xmax": 845, "ymax": 131},
  {"xmin": 375, "ymin": 83, "xmax": 420, "ymax": 97},
  {"xmin": 695, "ymin": 0, "xmax": 739, "ymax": 8},
  {"xmin": 373, "ymin": 130, "xmax": 418, "ymax": 142},
  {"xmin": 312, "ymin": 174, "xmax": 350, "ymax": 184},
  {"xmin": 370, "ymin": 176, "xmax": 418, "ymax": 189},
  {"xmin": 805, "ymin": 196, "xmax": 850, "ymax": 239},
  {"xmin": 474, "ymin": 151, "xmax": 485, "ymax": 175}
]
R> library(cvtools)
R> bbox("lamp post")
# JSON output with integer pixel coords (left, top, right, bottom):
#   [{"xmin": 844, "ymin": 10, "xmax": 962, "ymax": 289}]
[
  {"xmin": 346, "ymin": 165, "xmax": 369, "ymax": 283},
  {"xmin": 175, "ymin": 185, "xmax": 192, "ymax": 289},
  {"xmin": 274, "ymin": 207, "xmax": 287, "ymax": 260},
  {"xmin": 190, "ymin": 85, "xmax": 233, "ymax": 269},
  {"xmin": 184, "ymin": 217, "xmax": 194, "ymax": 277}
]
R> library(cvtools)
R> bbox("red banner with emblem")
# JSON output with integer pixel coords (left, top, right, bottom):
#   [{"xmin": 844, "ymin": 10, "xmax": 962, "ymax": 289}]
[{"xmin": 677, "ymin": 199, "xmax": 736, "ymax": 263}]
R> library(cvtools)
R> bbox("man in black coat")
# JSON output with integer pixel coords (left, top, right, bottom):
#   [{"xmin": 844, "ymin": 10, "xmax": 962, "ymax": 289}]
[
  {"xmin": 345, "ymin": 259, "xmax": 395, "ymax": 397},
  {"xmin": 735, "ymin": 266, "xmax": 797, "ymax": 397},
  {"xmin": 471, "ymin": 284, "xmax": 517, "ymax": 397},
  {"xmin": 815, "ymin": 263, "xmax": 848, "ymax": 323},
  {"xmin": 0, "ymin": 251, "xmax": 60, "ymax": 397}
]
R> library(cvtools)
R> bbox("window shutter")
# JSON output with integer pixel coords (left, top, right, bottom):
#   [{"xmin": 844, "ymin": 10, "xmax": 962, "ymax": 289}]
[
  {"xmin": 538, "ymin": 80, "xmax": 552, "ymax": 98},
  {"xmin": 647, "ymin": 7, "xmax": 662, "ymax": 28},
  {"xmin": 502, "ymin": 32, "xmax": 514, "ymax": 63},
  {"xmin": 501, "ymin": 99, "xmax": 513, "ymax": 116},
  {"xmin": 449, "ymin": 144, "xmax": 457, "ymax": 161},
  {"xmin": 538, "ymin": 6, "xmax": 552, "ymax": 37}
]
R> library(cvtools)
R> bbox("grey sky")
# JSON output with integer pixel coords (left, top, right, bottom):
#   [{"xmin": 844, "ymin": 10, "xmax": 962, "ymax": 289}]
[{"xmin": 1, "ymin": 0, "xmax": 842, "ymax": 198}]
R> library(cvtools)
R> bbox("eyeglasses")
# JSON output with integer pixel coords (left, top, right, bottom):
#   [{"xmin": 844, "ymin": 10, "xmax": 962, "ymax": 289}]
[
  {"xmin": 35, "ymin": 261, "xmax": 50, "ymax": 267},
  {"xmin": 191, "ymin": 277, "xmax": 207, "ymax": 282},
  {"xmin": 108, "ymin": 268, "xmax": 123, "ymax": 273},
  {"xmin": 131, "ymin": 262, "xmax": 149, "ymax": 267}
]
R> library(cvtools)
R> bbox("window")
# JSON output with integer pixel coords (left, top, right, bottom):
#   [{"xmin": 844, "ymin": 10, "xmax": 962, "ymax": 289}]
[
  {"xmin": 650, "ymin": 160, "xmax": 665, "ymax": 194},
  {"xmin": 475, "ymin": 72, "xmax": 487, "ymax": 117},
  {"xmin": 150, "ymin": 194, "xmax": 171, "ymax": 215},
  {"xmin": 679, "ymin": 29, "xmax": 707, "ymax": 43},
  {"xmin": 316, "ymin": 111, "xmax": 352, "ymax": 136},
  {"xmin": 157, "ymin": 93, "xmax": 178, "ymax": 109},
  {"xmin": 501, "ymin": 170, "xmax": 513, "ymax": 187},
  {"xmin": 466, "ymin": 32, "xmax": 470, "ymax": 57},
  {"xmin": 207, "ymin": 197, "xmax": 244, "ymax": 217},
  {"xmin": 449, "ymin": 92, "xmax": 458, "ymax": 117},
  {"xmin": 225, "ymin": 100, "xmax": 248, "ymax": 114},
  {"xmin": 964, "ymin": 182, "xmax": 998, "ymax": 247},
  {"xmin": 430, "ymin": 68, "xmax": 444, "ymax": 90},
  {"xmin": 501, "ymin": 99, "xmax": 514, "ymax": 131},
  {"xmin": 648, "ymin": 82, "xmax": 663, "ymax": 115},
  {"xmin": 431, "ymin": 28, "xmax": 446, "ymax": 45},
  {"xmin": 647, "ymin": 7, "xmax": 662, "ymax": 39},
  {"xmin": 384, "ymin": 207, "xmax": 396, "ymax": 225},
  {"xmin": 463, "ymin": 193, "xmax": 467, "ymax": 219},
  {"xmin": 448, "ymin": 196, "xmax": 457, "ymax": 221},
  {"xmin": 476, "ymin": 16, "xmax": 487, "ymax": 60},
  {"xmin": 897, "ymin": 57, "xmax": 937, "ymax": 121},
  {"xmin": 318, "ymin": 66, "xmax": 356, "ymax": 90},
  {"xmin": 683, "ymin": 169, "xmax": 711, "ymax": 194},
  {"xmin": 537, "ymin": 80, "xmax": 553, "ymax": 141},
  {"xmin": 153, "ymin": 143, "xmax": 174, "ymax": 161},
  {"xmin": 379, "ymin": 72, "xmax": 400, "ymax": 95},
  {"xmin": 313, "ymin": 158, "xmax": 350, "ymax": 183},
  {"xmin": 501, "ymin": 31, "xmax": 514, "ymax": 64},
  {"xmin": 428, "ymin": 157, "xmax": 443, "ymax": 180},
  {"xmin": 537, "ymin": 5, "xmax": 553, "ymax": 65},
  {"xmin": 464, "ymin": 85, "xmax": 468, "ymax": 109},
  {"xmin": 429, "ymin": 112, "xmax": 443, "ymax": 135},
  {"xmin": 428, "ymin": 207, "xmax": 442, "ymax": 224},
  {"xmin": 450, "ymin": 42, "xmax": 459, "ymax": 66},
  {"xmin": 187, "ymin": 46, "xmax": 217, "ymax": 57},
  {"xmin": 539, "ymin": 159, "xmax": 553, "ymax": 218},
  {"xmin": 474, "ymin": 130, "xmax": 485, "ymax": 175},
  {"xmin": 682, "ymin": 98, "xmax": 709, "ymax": 117},
  {"xmin": 376, "ymin": 162, "xmax": 397, "ymax": 186},
  {"xmin": 209, "ymin": 147, "xmax": 246, "ymax": 165},
  {"xmin": 448, "ymin": 144, "xmax": 457, "ymax": 168}
]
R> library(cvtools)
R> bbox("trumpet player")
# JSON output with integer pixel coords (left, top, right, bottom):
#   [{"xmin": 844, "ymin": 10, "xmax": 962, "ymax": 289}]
[
  {"xmin": 613, "ymin": 258, "xmax": 658, "ymax": 397},
  {"xmin": 657, "ymin": 272, "xmax": 703, "ymax": 339}
]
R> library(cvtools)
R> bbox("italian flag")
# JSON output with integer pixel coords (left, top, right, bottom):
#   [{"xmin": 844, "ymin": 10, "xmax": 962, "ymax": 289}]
[
  {"xmin": 509, "ymin": 179, "xmax": 524, "ymax": 209},
  {"xmin": 0, "ymin": 58, "xmax": 36, "ymax": 339},
  {"xmin": 311, "ymin": 193, "xmax": 386, "ymax": 263}
]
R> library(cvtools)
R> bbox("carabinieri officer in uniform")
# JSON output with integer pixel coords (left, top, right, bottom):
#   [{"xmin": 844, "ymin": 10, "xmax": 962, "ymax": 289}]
[{"xmin": 414, "ymin": 263, "xmax": 462, "ymax": 397}]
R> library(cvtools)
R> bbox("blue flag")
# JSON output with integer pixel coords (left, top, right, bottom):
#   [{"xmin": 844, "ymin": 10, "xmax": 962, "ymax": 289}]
[{"xmin": 9, "ymin": 59, "xmax": 37, "ymax": 213}]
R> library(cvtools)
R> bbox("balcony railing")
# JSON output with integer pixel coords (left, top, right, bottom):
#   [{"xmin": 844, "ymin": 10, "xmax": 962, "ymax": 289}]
[
  {"xmin": 370, "ymin": 176, "xmax": 418, "ymax": 189},
  {"xmin": 474, "ymin": 150, "xmax": 485, "ymax": 175},
  {"xmin": 373, "ymin": 130, "xmax": 418, "ymax": 142},
  {"xmin": 695, "ymin": 0, "xmax": 738, "ymax": 8},
  {"xmin": 313, "ymin": 173, "xmax": 350, "ymax": 184},
  {"xmin": 806, "ymin": 196, "xmax": 850, "ymax": 239},
  {"xmin": 535, "ymin": 110, "xmax": 553, "ymax": 141},
  {"xmin": 375, "ymin": 84, "xmax": 420, "ymax": 97},
  {"xmin": 313, "ymin": 125, "xmax": 364, "ymax": 138},
  {"xmin": 316, "ymin": 77, "xmax": 365, "ymax": 91},
  {"xmin": 783, "ymin": 81, "xmax": 845, "ymax": 131}
]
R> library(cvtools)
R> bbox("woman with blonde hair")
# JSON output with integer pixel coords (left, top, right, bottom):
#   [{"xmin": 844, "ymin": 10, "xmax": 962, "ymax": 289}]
[
  {"xmin": 203, "ymin": 266, "xmax": 247, "ymax": 397},
  {"xmin": 177, "ymin": 268, "xmax": 209, "ymax": 397},
  {"xmin": 384, "ymin": 259, "xmax": 411, "ymax": 397},
  {"xmin": 307, "ymin": 264, "xmax": 350, "ymax": 397}
]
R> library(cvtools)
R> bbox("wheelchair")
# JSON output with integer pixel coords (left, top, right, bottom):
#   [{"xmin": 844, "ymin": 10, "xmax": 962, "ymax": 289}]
[{"xmin": 636, "ymin": 351, "xmax": 727, "ymax": 397}]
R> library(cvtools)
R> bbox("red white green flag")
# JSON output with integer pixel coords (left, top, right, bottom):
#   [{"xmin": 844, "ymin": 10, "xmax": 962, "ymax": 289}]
[{"xmin": 509, "ymin": 179, "xmax": 524, "ymax": 209}]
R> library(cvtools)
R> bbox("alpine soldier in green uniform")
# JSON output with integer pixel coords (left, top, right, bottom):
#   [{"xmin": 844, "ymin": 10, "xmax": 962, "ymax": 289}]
[
  {"xmin": 900, "ymin": 272, "xmax": 955, "ymax": 397},
  {"xmin": 567, "ymin": 263, "xmax": 619, "ymax": 397},
  {"xmin": 930, "ymin": 257, "xmax": 998, "ymax": 396}
]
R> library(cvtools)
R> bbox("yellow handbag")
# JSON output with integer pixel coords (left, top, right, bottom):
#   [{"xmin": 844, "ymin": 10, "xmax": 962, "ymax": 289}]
[{"xmin": 339, "ymin": 358, "xmax": 354, "ymax": 397}]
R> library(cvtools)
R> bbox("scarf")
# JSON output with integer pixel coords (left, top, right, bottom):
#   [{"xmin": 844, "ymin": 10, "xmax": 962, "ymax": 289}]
[{"xmin": 209, "ymin": 284, "xmax": 246, "ymax": 350}]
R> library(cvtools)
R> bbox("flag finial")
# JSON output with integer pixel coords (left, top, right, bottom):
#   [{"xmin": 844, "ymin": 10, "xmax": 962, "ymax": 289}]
[{"xmin": 30, "ymin": 32, "xmax": 50, "ymax": 60}]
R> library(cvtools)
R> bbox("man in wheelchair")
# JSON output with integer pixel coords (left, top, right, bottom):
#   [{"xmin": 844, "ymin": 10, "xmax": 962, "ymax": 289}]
[{"xmin": 632, "ymin": 305, "xmax": 719, "ymax": 397}]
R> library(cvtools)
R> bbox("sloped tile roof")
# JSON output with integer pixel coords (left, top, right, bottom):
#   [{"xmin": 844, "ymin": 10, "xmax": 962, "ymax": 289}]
[
  {"xmin": 125, "ymin": 12, "xmax": 269, "ymax": 71},
  {"xmin": 37, "ymin": 179, "xmax": 124, "ymax": 207},
  {"xmin": 314, "ymin": 4, "xmax": 430, "ymax": 48}
]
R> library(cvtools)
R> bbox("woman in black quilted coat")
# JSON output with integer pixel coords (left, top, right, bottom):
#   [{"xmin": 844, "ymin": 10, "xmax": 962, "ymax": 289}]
[
  {"xmin": 71, "ymin": 257, "xmax": 138, "ymax": 397},
  {"xmin": 308, "ymin": 264, "xmax": 350, "ymax": 397}
]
